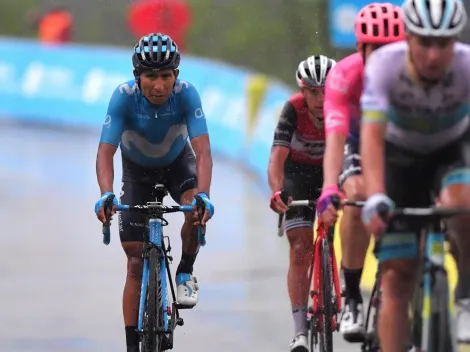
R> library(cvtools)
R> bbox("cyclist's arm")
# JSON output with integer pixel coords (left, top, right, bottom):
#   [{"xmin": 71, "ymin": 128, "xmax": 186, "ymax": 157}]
[
  {"xmin": 184, "ymin": 83, "xmax": 212, "ymax": 196},
  {"xmin": 359, "ymin": 54, "xmax": 390, "ymax": 197},
  {"xmin": 96, "ymin": 86, "xmax": 126, "ymax": 194},
  {"xmin": 323, "ymin": 69, "xmax": 351, "ymax": 188},
  {"xmin": 268, "ymin": 101, "xmax": 296, "ymax": 192}
]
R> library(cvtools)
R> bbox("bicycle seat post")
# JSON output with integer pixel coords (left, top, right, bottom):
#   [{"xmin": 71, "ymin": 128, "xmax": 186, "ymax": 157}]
[{"xmin": 154, "ymin": 184, "xmax": 168, "ymax": 204}]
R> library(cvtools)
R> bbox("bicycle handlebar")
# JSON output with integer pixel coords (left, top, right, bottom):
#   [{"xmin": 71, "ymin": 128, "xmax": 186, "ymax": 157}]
[{"xmin": 101, "ymin": 194, "xmax": 206, "ymax": 246}]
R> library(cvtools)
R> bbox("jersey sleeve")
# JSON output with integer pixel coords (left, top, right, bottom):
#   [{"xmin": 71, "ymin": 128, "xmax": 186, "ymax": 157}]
[
  {"xmin": 99, "ymin": 85, "xmax": 128, "ymax": 146},
  {"xmin": 272, "ymin": 101, "xmax": 297, "ymax": 148},
  {"xmin": 324, "ymin": 67, "xmax": 352, "ymax": 137},
  {"xmin": 360, "ymin": 50, "xmax": 391, "ymax": 125},
  {"xmin": 182, "ymin": 82, "xmax": 208, "ymax": 139}
]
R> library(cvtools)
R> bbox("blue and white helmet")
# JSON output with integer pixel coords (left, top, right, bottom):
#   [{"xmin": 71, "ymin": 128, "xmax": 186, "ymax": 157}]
[
  {"xmin": 402, "ymin": 0, "xmax": 467, "ymax": 37},
  {"xmin": 132, "ymin": 32, "xmax": 180, "ymax": 74}
]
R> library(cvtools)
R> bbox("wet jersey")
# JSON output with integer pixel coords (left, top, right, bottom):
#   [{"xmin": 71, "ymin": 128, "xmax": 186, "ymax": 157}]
[
  {"xmin": 361, "ymin": 41, "xmax": 470, "ymax": 154},
  {"xmin": 99, "ymin": 79, "xmax": 208, "ymax": 167},
  {"xmin": 324, "ymin": 53, "xmax": 363, "ymax": 140},
  {"xmin": 272, "ymin": 92, "xmax": 325, "ymax": 166}
]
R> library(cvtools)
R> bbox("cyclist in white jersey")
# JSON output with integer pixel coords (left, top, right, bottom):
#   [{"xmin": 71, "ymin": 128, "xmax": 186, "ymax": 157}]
[{"xmin": 360, "ymin": 0, "xmax": 470, "ymax": 350}]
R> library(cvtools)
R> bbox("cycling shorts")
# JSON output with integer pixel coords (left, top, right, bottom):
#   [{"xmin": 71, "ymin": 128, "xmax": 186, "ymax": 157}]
[
  {"xmin": 339, "ymin": 136, "xmax": 361, "ymax": 189},
  {"xmin": 118, "ymin": 143, "xmax": 197, "ymax": 242},
  {"xmin": 283, "ymin": 159, "xmax": 323, "ymax": 232},
  {"xmin": 376, "ymin": 136, "xmax": 470, "ymax": 263}
]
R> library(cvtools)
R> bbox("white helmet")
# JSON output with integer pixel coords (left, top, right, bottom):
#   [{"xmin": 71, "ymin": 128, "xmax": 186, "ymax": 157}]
[
  {"xmin": 402, "ymin": 0, "xmax": 467, "ymax": 37},
  {"xmin": 296, "ymin": 55, "xmax": 336, "ymax": 89}
]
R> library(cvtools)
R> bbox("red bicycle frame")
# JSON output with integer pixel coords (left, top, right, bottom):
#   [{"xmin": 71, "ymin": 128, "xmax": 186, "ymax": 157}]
[{"xmin": 308, "ymin": 219, "xmax": 342, "ymax": 331}]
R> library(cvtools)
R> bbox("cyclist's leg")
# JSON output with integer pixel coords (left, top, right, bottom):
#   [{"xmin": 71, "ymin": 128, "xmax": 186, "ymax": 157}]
[
  {"xmin": 283, "ymin": 163, "xmax": 320, "ymax": 351},
  {"xmin": 377, "ymin": 143, "xmax": 429, "ymax": 352},
  {"xmin": 119, "ymin": 155, "xmax": 157, "ymax": 351},
  {"xmin": 338, "ymin": 138, "xmax": 368, "ymax": 338},
  {"xmin": 434, "ymin": 140, "xmax": 470, "ymax": 343},
  {"xmin": 166, "ymin": 143, "xmax": 199, "ymax": 306}
]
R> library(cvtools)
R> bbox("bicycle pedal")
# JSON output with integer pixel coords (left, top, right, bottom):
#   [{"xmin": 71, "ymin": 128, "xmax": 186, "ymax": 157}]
[{"xmin": 175, "ymin": 303, "xmax": 195, "ymax": 310}]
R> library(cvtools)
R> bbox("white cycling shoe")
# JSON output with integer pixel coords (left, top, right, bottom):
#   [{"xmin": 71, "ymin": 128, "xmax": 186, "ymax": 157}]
[
  {"xmin": 340, "ymin": 300, "xmax": 366, "ymax": 342},
  {"xmin": 457, "ymin": 299, "xmax": 470, "ymax": 343},
  {"xmin": 289, "ymin": 333, "xmax": 308, "ymax": 352},
  {"xmin": 176, "ymin": 273, "xmax": 199, "ymax": 307}
]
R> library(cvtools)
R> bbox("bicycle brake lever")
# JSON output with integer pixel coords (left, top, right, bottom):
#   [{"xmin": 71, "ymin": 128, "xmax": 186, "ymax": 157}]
[{"xmin": 102, "ymin": 194, "xmax": 115, "ymax": 245}]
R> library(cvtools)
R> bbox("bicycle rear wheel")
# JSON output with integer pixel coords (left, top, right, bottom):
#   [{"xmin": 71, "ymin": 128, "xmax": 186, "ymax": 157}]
[
  {"xmin": 142, "ymin": 247, "xmax": 165, "ymax": 352},
  {"xmin": 319, "ymin": 237, "xmax": 333, "ymax": 352}
]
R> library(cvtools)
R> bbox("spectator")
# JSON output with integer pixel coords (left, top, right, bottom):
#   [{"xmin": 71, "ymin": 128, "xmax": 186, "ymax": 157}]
[{"xmin": 33, "ymin": 6, "xmax": 73, "ymax": 45}]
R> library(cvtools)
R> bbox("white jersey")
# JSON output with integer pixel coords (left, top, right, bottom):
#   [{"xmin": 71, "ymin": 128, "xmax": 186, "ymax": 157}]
[{"xmin": 361, "ymin": 41, "xmax": 470, "ymax": 154}]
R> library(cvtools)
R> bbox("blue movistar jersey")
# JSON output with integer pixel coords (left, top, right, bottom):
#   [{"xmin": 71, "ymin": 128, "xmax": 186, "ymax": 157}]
[{"xmin": 99, "ymin": 79, "xmax": 208, "ymax": 167}]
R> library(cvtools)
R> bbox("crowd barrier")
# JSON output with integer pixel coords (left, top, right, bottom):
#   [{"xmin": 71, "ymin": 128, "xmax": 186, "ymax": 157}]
[{"xmin": 0, "ymin": 37, "xmax": 458, "ymax": 292}]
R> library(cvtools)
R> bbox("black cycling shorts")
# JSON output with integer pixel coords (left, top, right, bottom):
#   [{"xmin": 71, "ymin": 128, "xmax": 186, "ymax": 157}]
[
  {"xmin": 339, "ymin": 136, "xmax": 361, "ymax": 189},
  {"xmin": 118, "ymin": 143, "xmax": 198, "ymax": 242},
  {"xmin": 282, "ymin": 159, "xmax": 323, "ymax": 232},
  {"xmin": 376, "ymin": 136, "xmax": 470, "ymax": 262}
]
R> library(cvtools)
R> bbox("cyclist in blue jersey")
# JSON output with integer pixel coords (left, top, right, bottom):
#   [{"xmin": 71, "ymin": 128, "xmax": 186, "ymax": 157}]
[{"xmin": 93, "ymin": 33, "xmax": 215, "ymax": 352}]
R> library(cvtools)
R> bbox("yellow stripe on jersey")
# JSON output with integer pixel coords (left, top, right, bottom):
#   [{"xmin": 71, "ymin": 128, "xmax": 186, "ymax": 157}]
[{"xmin": 362, "ymin": 110, "xmax": 387, "ymax": 124}]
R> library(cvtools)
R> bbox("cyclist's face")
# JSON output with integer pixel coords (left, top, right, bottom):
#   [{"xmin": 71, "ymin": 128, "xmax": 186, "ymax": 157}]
[
  {"xmin": 302, "ymin": 87, "xmax": 325, "ymax": 120},
  {"xmin": 139, "ymin": 69, "xmax": 178, "ymax": 105},
  {"xmin": 408, "ymin": 35, "xmax": 455, "ymax": 82}
]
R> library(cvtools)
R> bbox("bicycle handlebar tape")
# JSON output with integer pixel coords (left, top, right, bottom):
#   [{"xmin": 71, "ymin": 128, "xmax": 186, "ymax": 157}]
[
  {"xmin": 102, "ymin": 194, "xmax": 115, "ymax": 245},
  {"xmin": 194, "ymin": 194, "xmax": 206, "ymax": 246}
]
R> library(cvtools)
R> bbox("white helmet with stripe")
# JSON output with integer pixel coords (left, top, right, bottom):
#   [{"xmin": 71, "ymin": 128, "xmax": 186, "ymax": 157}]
[
  {"xmin": 402, "ymin": 0, "xmax": 467, "ymax": 37},
  {"xmin": 296, "ymin": 55, "xmax": 336, "ymax": 88}
]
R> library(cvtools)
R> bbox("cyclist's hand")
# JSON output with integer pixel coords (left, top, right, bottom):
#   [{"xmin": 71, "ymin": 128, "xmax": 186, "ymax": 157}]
[
  {"xmin": 270, "ymin": 190, "xmax": 289, "ymax": 214},
  {"xmin": 192, "ymin": 192, "xmax": 214, "ymax": 226},
  {"xmin": 94, "ymin": 191, "xmax": 119, "ymax": 224},
  {"xmin": 362, "ymin": 193, "xmax": 394, "ymax": 238},
  {"xmin": 317, "ymin": 185, "xmax": 344, "ymax": 226}
]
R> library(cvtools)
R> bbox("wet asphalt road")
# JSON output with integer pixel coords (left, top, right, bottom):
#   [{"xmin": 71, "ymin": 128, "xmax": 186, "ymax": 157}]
[{"xmin": 0, "ymin": 124, "xmax": 356, "ymax": 352}]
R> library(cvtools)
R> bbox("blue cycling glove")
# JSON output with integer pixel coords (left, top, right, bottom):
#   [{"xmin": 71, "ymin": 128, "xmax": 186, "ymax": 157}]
[
  {"xmin": 192, "ymin": 192, "xmax": 215, "ymax": 219},
  {"xmin": 95, "ymin": 191, "xmax": 119, "ymax": 216}
]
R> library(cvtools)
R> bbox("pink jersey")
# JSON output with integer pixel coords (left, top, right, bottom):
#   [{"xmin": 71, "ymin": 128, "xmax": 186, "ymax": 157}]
[{"xmin": 324, "ymin": 53, "xmax": 363, "ymax": 138}]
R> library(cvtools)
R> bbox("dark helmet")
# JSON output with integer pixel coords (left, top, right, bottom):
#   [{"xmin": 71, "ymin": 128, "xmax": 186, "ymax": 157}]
[{"xmin": 132, "ymin": 32, "xmax": 181, "ymax": 75}]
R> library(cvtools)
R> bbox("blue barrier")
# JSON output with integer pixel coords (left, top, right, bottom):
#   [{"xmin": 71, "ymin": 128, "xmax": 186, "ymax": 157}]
[{"xmin": 0, "ymin": 37, "xmax": 292, "ymax": 187}]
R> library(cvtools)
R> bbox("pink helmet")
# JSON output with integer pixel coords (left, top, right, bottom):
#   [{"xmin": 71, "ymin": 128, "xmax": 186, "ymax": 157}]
[{"xmin": 355, "ymin": 3, "xmax": 406, "ymax": 44}]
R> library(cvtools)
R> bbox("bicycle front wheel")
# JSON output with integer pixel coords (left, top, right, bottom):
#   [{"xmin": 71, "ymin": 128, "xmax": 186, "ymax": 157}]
[
  {"xmin": 142, "ymin": 247, "xmax": 165, "ymax": 352},
  {"xmin": 319, "ymin": 237, "xmax": 334, "ymax": 352}
]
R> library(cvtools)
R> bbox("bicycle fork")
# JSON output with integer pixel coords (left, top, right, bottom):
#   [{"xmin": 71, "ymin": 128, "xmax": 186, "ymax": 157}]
[
  {"xmin": 137, "ymin": 219, "xmax": 170, "ymax": 332},
  {"xmin": 419, "ymin": 231, "xmax": 457, "ymax": 352}
]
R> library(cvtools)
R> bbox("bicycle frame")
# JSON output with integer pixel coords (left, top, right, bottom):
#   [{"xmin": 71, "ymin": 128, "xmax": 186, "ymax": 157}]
[
  {"xmin": 101, "ymin": 186, "xmax": 206, "ymax": 350},
  {"xmin": 309, "ymin": 221, "xmax": 342, "ymax": 330}
]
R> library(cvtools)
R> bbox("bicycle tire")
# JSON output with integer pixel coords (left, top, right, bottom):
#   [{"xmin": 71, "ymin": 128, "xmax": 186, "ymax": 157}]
[
  {"xmin": 429, "ymin": 270, "xmax": 454, "ymax": 352},
  {"xmin": 320, "ymin": 237, "xmax": 333, "ymax": 352},
  {"xmin": 142, "ymin": 247, "xmax": 165, "ymax": 352},
  {"xmin": 362, "ymin": 273, "xmax": 381, "ymax": 352}
]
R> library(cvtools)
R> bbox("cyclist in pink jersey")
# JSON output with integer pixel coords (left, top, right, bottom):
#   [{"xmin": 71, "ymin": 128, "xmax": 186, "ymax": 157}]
[{"xmin": 316, "ymin": 3, "xmax": 406, "ymax": 342}]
